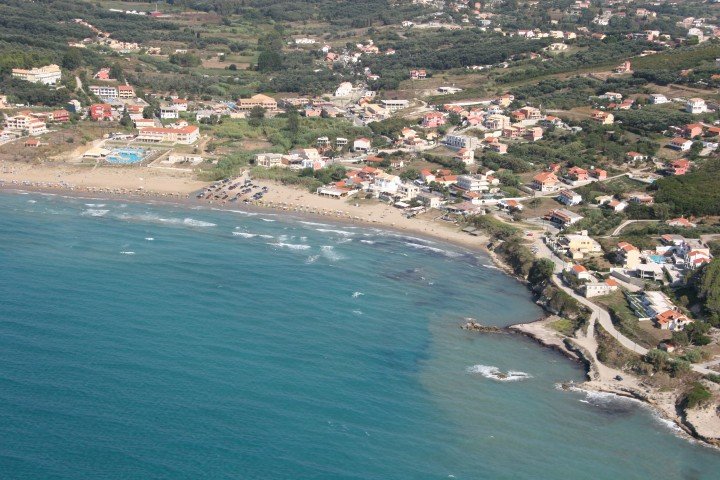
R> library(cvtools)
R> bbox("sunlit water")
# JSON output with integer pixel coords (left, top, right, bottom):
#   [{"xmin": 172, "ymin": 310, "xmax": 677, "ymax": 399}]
[{"xmin": 1, "ymin": 191, "xmax": 718, "ymax": 479}]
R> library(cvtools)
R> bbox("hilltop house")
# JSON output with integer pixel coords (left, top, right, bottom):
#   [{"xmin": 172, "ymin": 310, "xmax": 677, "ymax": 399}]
[
  {"xmin": 557, "ymin": 189, "xmax": 582, "ymax": 206},
  {"xmin": 668, "ymin": 138, "xmax": 692, "ymax": 152},
  {"xmin": 686, "ymin": 98, "xmax": 707, "ymax": 114},
  {"xmin": 532, "ymin": 172, "xmax": 560, "ymax": 192},
  {"xmin": 353, "ymin": 137, "xmax": 372, "ymax": 152},
  {"xmin": 591, "ymin": 110, "xmax": 614, "ymax": 125},
  {"xmin": 667, "ymin": 158, "xmax": 690, "ymax": 175}
]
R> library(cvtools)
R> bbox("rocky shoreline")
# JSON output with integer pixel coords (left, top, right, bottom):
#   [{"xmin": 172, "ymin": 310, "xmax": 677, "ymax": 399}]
[{"xmin": 508, "ymin": 317, "xmax": 720, "ymax": 450}]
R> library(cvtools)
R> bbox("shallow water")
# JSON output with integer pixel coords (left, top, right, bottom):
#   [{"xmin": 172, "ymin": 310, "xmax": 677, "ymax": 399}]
[{"xmin": 1, "ymin": 191, "xmax": 719, "ymax": 479}]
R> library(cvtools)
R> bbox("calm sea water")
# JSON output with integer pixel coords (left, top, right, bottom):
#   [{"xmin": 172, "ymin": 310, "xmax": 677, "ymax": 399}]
[{"xmin": 1, "ymin": 191, "xmax": 719, "ymax": 479}]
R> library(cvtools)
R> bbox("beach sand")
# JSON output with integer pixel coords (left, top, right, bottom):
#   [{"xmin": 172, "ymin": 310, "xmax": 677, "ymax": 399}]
[
  {"xmin": 0, "ymin": 161, "xmax": 207, "ymax": 196},
  {"xmin": 0, "ymin": 162, "xmax": 490, "ymax": 252}
]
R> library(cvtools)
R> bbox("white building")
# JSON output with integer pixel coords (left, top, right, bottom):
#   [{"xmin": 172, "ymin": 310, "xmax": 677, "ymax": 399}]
[
  {"xmin": 353, "ymin": 137, "xmax": 372, "ymax": 152},
  {"xmin": 137, "ymin": 125, "xmax": 199, "ymax": 144},
  {"xmin": 4, "ymin": 115, "xmax": 48, "ymax": 136},
  {"xmin": 686, "ymin": 98, "xmax": 708, "ymax": 114},
  {"xmin": 380, "ymin": 99, "xmax": 410, "ymax": 112},
  {"xmin": 160, "ymin": 107, "xmax": 179, "ymax": 119},
  {"xmin": 335, "ymin": 82, "xmax": 354, "ymax": 97},
  {"xmin": 255, "ymin": 153, "xmax": 286, "ymax": 168},
  {"xmin": 456, "ymin": 175, "xmax": 490, "ymax": 193},
  {"xmin": 89, "ymin": 85, "xmax": 119, "ymax": 99},
  {"xmin": 649, "ymin": 94, "xmax": 669, "ymax": 105},
  {"xmin": 12, "ymin": 64, "xmax": 62, "ymax": 86},
  {"xmin": 443, "ymin": 134, "xmax": 479, "ymax": 150}
]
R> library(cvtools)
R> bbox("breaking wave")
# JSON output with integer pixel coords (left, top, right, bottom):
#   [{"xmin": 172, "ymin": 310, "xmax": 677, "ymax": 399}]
[
  {"xmin": 466, "ymin": 365, "xmax": 532, "ymax": 382},
  {"xmin": 404, "ymin": 242, "xmax": 462, "ymax": 258},
  {"xmin": 267, "ymin": 242, "xmax": 311, "ymax": 250},
  {"xmin": 320, "ymin": 245, "xmax": 344, "ymax": 261},
  {"xmin": 81, "ymin": 209, "xmax": 109, "ymax": 217},
  {"xmin": 315, "ymin": 228, "xmax": 355, "ymax": 237}
]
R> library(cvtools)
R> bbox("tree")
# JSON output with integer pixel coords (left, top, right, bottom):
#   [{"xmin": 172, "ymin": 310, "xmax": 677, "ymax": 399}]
[
  {"xmin": 286, "ymin": 108, "xmax": 299, "ymax": 136},
  {"xmin": 670, "ymin": 359, "xmax": 691, "ymax": 377},
  {"xmin": 120, "ymin": 109, "xmax": 132, "ymax": 128},
  {"xmin": 644, "ymin": 348, "xmax": 670, "ymax": 371},
  {"xmin": 257, "ymin": 50, "xmax": 283, "ymax": 72},
  {"xmin": 528, "ymin": 259, "xmax": 555, "ymax": 286},
  {"xmin": 110, "ymin": 63, "xmax": 125, "ymax": 82},
  {"xmin": 248, "ymin": 106, "xmax": 265, "ymax": 127},
  {"xmin": 61, "ymin": 48, "xmax": 83, "ymax": 70},
  {"xmin": 142, "ymin": 105, "xmax": 156, "ymax": 119}
]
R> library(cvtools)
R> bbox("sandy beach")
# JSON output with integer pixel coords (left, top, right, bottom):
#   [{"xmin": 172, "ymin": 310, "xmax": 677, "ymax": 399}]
[{"xmin": 0, "ymin": 162, "xmax": 491, "ymax": 252}]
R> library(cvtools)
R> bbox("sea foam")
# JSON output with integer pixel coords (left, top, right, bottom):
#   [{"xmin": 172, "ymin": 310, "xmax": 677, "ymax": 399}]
[{"xmin": 466, "ymin": 365, "xmax": 532, "ymax": 382}]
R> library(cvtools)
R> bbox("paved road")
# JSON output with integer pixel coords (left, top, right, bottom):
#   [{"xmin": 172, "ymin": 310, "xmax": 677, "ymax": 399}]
[
  {"xmin": 532, "ymin": 235, "xmax": 718, "ymax": 374},
  {"xmin": 609, "ymin": 219, "xmax": 660, "ymax": 236}
]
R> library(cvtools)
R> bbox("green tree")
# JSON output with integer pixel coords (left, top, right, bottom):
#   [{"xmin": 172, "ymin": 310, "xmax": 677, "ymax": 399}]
[
  {"xmin": 120, "ymin": 109, "xmax": 132, "ymax": 128},
  {"xmin": 528, "ymin": 259, "xmax": 555, "ymax": 286},
  {"xmin": 286, "ymin": 108, "xmax": 299, "ymax": 136},
  {"xmin": 248, "ymin": 106, "xmax": 266, "ymax": 127},
  {"xmin": 61, "ymin": 48, "xmax": 83, "ymax": 70},
  {"xmin": 110, "ymin": 63, "xmax": 125, "ymax": 82},
  {"xmin": 644, "ymin": 348, "xmax": 670, "ymax": 371}
]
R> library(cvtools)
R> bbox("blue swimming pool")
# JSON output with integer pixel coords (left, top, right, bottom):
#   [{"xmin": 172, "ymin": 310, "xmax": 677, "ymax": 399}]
[
  {"xmin": 649, "ymin": 254, "xmax": 666, "ymax": 264},
  {"xmin": 106, "ymin": 147, "xmax": 147, "ymax": 164}
]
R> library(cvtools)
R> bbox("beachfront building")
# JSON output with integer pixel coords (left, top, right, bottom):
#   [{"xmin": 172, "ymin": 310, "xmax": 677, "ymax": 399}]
[
  {"xmin": 137, "ymin": 125, "xmax": 199, "ymax": 145},
  {"xmin": 583, "ymin": 279, "xmax": 619, "ymax": 298},
  {"xmin": 555, "ymin": 231, "xmax": 602, "ymax": 260},
  {"xmin": 255, "ymin": 153, "xmax": 286, "ymax": 168},
  {"xmin": 11, "ymin": 64, "xmax": 62, "ymax": 85}
]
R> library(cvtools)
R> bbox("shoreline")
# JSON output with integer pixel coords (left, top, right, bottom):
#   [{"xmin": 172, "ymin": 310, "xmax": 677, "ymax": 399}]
[
  {"xmin": 2, "ymin": 178, "xmax": 718, "ymax": 450},
  {"xmin": 0, "ymin": 179, "xmax": 493, "ymax": 255},
  {"xmin": 509, "ymin": 317, "xmax": 720, "ymax": 450}
]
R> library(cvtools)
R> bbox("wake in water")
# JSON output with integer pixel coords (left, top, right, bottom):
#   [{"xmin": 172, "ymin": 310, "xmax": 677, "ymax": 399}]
[
  {"xmin": 352, "ymin": 291, "xmax": 364, "ymax": 298},
  {"xmin": 466, "ymin": 365, "xmax": 532, "ymax": 382}
]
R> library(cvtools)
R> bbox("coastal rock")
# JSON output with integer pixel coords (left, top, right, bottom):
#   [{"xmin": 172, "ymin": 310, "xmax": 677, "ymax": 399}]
[
  {"xmin": 684, "ymin": 404, "xmax": 720, "ymax": 447},
  {"xmin": 461, "ymin": 320, "xmax": 506, "ymax": 334}
]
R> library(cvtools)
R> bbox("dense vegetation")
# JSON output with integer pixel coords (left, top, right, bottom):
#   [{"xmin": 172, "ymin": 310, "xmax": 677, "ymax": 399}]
[{"xmin": 654, "ymin": 159, "xmax": 720, "ymax": 216}]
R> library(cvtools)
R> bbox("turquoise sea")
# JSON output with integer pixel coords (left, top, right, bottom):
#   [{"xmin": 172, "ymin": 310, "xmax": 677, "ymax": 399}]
[{"xmin": 1, "ymin": 191, "xmax": 719, "ymax": 479}]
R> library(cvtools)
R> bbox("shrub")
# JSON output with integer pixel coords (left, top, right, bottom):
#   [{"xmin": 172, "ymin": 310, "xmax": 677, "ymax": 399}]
[{"xmin": 684, "ymin": 382, "xmax": 712, "ymax": 409}]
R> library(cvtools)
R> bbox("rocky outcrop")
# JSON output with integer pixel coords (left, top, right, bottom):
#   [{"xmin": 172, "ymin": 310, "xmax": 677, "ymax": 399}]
[{"xmin": 461, "ymin": 320, "xmax": 506, "ymax": 334}]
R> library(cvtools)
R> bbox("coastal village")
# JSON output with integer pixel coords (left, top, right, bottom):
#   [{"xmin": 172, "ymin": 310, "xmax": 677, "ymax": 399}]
[{"xmin": 2, "ymin": 0, "xmax": 720, "ymax": 446}]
